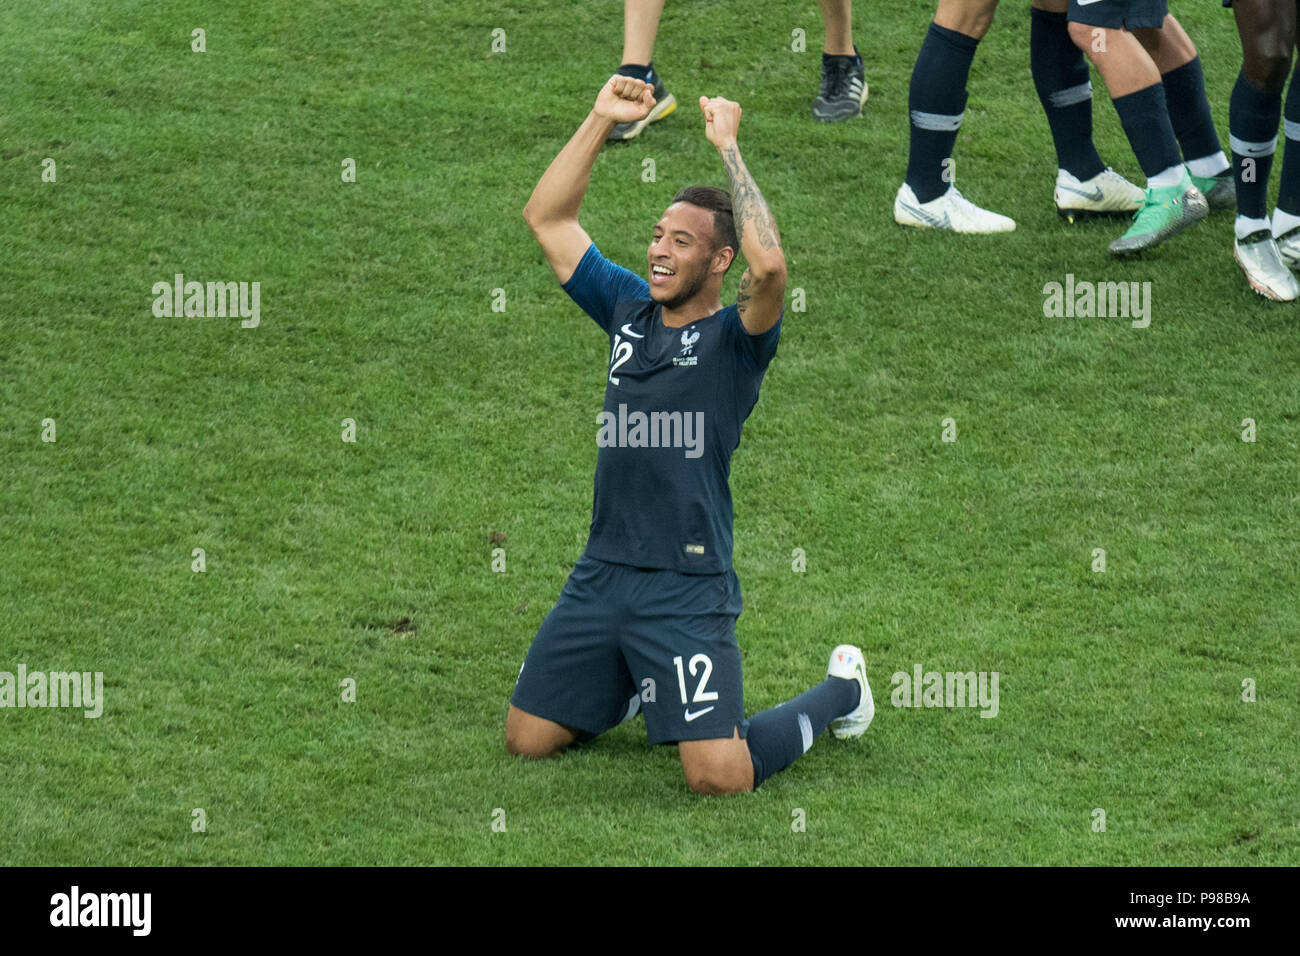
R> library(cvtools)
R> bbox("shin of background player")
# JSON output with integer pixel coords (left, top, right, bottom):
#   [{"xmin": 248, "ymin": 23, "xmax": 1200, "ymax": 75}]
[{"xmin": 1227, "ymin": 0, "xmax": 1300, "ymax": 300}]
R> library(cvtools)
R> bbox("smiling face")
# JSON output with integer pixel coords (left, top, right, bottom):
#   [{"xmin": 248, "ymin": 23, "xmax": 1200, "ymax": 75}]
[{"xmin": 647, "ymin": 202, "xmax": 734, "ymax": 311}]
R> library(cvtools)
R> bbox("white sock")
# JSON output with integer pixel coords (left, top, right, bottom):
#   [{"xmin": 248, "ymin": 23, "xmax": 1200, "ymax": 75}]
[
  {"xmin": 1235, "ymin": 215, "xmax": 1271, "ymax": 241},
  {"xmin": 1187, "ymin": 151, "xmax": 1230, "ymax": 178},
  {"xmin": 1272, "ymin": 206, "xmax": 1300, "ymax": 238},
  {"xmin": 1148, "ymin": 164, "xmax": 1185, "ymax": 189}
]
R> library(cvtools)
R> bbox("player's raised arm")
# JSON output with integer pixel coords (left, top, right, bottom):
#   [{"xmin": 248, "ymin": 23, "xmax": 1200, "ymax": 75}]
[
  {"xmin": 523, "ymin": 76, "xmax": 657, "ymax": 283},
  {"xmin": 700, "ymin": 96, "xmax": 787, "ymax": 335}
]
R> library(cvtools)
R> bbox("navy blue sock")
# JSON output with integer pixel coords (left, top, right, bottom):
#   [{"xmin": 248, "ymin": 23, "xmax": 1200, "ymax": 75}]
[
  {"xmin": 905, "ymin": 23, "xmax": 980, "ymax": 203},
  {"xmin": 1278, "ymin": 63, "xmax": 1300, "ymax": 215},
  {"xmin": 746, "ymin": 677, "xmax": 859, "ymax": 789},
  {"xmin": 1230, "ymin": 71, "xmax": 1282, "ymax": 222},
  {"xmin": 617, "ymin": 62, "xmax": 655, "ymax": 84},
  {"xmin": 1112, "ymin": 83, "xmax": 1182, "ymax": 180},
  {"xmin": 1030, "ymin": 8, "xmax": 1104, "ymax": 181},
  {"xmin": 822, "ymin": 45, "xmax": 862, "ymax": 67},
  {"xmin": 1162, "ymin": 57, "xmax": 1226, "ymax": 169}
]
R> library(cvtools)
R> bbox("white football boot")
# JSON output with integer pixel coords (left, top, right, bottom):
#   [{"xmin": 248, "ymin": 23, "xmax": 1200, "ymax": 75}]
[
  {"xmin": 1274, "ymin": 225, "xmax": 1300, "ymax": 271},
  {"xmin": 1234, "ymin": 232, "xmax": 1299, "ymax": 302},
  {"xmin": 827, "ymin": 644, "xmax": 874, "ymax": 739},
  {"xmin": 1055, "ymin": 167, "xmax": 1144, "ymax": 223},
  {"xmin": 894, "ymin": 182, "xmax": 1015, "ymax": 233}
]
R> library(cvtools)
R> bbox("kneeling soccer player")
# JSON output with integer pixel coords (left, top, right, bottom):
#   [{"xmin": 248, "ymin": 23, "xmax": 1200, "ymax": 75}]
[{"xmin": 510, "ymin": 76, "xmax": 874, "ymax": 795}]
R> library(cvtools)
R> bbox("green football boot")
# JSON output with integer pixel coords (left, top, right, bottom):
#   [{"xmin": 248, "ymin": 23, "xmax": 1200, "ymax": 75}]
[
  {"xmin": 1189, "ymin": 170, "xmax": 1236, "ymax": 210},
  {"xmin": 1108, "ymin": 171, "xmax": 1209, "ymax": 256}
]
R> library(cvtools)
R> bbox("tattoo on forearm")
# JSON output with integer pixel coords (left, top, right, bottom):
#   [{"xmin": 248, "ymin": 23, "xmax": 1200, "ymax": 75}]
[{"xmin": 721, "ymin": 146, "xmax": 781, "ymax": 252}]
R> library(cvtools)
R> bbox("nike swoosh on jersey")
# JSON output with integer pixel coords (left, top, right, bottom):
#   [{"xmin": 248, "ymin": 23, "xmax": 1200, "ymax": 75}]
[
  {"xmin": 684, "ymin": 706, "xmax": 715, "ymax": 722},
  {"xmin": 620, "ymin": 323, "xmax": 645, "ymax": 339}
]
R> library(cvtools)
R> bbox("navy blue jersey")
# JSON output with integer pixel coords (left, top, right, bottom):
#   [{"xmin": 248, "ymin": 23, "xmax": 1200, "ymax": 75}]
[{"xmin": 562, "ymin": 243, "xmax": 781, "ymax": 573}]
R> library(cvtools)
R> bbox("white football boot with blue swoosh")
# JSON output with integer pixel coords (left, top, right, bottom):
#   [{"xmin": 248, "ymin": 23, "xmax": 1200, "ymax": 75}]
[
  {"xmin": 827, "ymin": 644, "xmax": 875, "ymax": 739},
  {"xmin": 1055, "ymin": 167, "xmax": 1144, "ymax": 223},
  {"xmin": 894, "ymin": 182, "xmax": 1015, "ymax": 234}
]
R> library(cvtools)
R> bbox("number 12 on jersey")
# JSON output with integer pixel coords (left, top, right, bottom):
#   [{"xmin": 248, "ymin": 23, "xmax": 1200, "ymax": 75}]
[
  {"xmin": 609, "ymin": 333, "xmax": 633, "ymax": 385},
  {"xmin": 673, "ymin": 654, "xmax": 718, "ymax": 705}
]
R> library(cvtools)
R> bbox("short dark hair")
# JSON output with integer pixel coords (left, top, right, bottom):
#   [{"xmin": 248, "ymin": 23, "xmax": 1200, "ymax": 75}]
[{"xmin": 671, "ymin": 185, "xmax": 738, "ymax": 258}]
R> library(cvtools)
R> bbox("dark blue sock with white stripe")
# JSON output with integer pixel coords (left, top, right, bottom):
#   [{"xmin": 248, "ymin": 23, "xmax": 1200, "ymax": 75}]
[
  {"xmin": 1112, "ymin": 83, "xmax": 1182, "ymax": 183},
  {"xmin": 1230, "ymin": 70, "xmax": 1281, "ymax": 224},
  {"xmin": 1277, "ymin": 62, "xmax": 1300, "ymax": 218},
  {"xmin": 746, "ymin": 677, "xmax": 859, "ymax": 788},
  {"xmin": 905, "ymin": 22, "xmax": 979, "ymax": 203},
  {"xmin": 1163, "ymin": 57, "xmax": 1228, "ymax": 175},
  {"xmin": 1030, "ymin": 7, "xmax": 1104, "ymax": 181}
]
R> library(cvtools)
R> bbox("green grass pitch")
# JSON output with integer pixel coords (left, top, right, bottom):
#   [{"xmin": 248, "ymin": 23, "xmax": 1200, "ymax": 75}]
[{"xmin": 1, "ymin": 0, "xmax": 1296, "ymax": 865}]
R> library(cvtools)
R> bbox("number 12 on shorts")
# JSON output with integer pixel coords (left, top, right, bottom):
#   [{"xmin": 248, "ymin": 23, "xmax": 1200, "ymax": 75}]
[{"xmin": 673, "ymin": 654, "xmax": 718, "ymax": 721}]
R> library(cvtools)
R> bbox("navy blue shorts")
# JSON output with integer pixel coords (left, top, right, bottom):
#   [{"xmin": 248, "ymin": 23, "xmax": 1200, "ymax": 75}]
[
  {"xmin": 1069, "ymin": 0, "xmax": 1168, "ymax": 29},
  {"xmin": 511, "ymin": 555, "xmax": 747, "ymax": 745}
]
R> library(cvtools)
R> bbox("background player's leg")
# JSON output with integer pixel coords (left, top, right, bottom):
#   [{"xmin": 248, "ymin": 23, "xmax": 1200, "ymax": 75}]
[
  {"xmin": 1133, "ymin": 14, "xmax": 1197, "ymax": 72},
  {"xmin": 1069, "ymin": 25, "xmax": 1179, "ymax": 182},
  {"xmin": 621, "ymin": 0, "xmax": 664, "ymax": 67},
  {"xmin": 932, "ymin": 0, "xmax": 998, "ymax": 44},
  {"xmin": 812, "ymin": 0, "xmax": 867, "ymax": 122},
  {"xmin": 1232, "ymin": 0, "xmax": 1291, "ymax": 228},
  {"xmin": 1031, "ymin": 0, "xmax": 1106, "ymax": 184},
  {"xmin": 1072, "ymin": 24, "xmax": 1163, "ymax": 100},
  {"xmin": 895, "ymin": 0, "xmax": 1015, "ymax": 232},
  {"xmin": 905, "ymin": 0, "xmax": 993, "ymax": 203},
  {"xmin": 1067, "ymin": 19, "xmax": 1205, "ymax": 254},
  {"xmin": 818, "ymin": 0, "xmax": 854, "ymax": 55},
  {"xmin": 1032, "ymin": 0, "xmax": 1143, "ymax": 220},
  {"xmin": 1068, "ymin": 25, "xmax": 1176, "ymax": 180},
  {"xmin": 608, "ymin": 0, "xmax": 676, "ymax": 141},
  {"xmin": 1269, "ymin": 3, "xmax": 1300, "ymax": 250},
  {"xmin": 1137, "ymin": 16, "xmax": 1233, "ymax": 201},
  {"xmin": 1228, "ymin": 0, "xmax": 1297, "ymax": 300},
  {"xmin": 1276, "ymin": 62, "xmax": 1300, "ymax": 237}
]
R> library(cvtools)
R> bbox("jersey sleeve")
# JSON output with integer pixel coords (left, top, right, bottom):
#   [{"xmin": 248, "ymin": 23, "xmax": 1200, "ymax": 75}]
[
  {"xmin": 727, "ymin": 304, "xmax": 782, "ymax": 371},
  {"xmin": 561, "ymin": 243, "xmax": 651, "ymax": 334}
]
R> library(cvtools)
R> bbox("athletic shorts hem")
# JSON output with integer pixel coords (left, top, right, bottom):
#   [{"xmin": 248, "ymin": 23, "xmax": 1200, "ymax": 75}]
[
  {"xmin": 1068, "ymin": 0, "xmax": 1168, "ymax": 30},
  {"xmin": 647, "ymin": 716, "xmax": 749, "ymax": 746},
  {"xmin": 507, "ymin": 695, "xmax": 606, "ymax": 739}
]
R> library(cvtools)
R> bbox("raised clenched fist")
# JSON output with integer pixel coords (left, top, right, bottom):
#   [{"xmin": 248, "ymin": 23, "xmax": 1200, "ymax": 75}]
[
  {"xmin": 594, "ymin": 75, "xmax": 656, "ymax": 125},
  {"xmin": 699, "ymin": 96, "xmax": 741, "ymax": 149}
]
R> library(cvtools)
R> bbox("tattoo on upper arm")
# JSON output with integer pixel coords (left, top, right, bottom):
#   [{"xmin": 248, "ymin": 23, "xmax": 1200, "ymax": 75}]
[
  {"xmin": 722, "ymin": 146, "xmax": 781, "ymax": 252},
  {"xmin": 737, "ymin": 271, "xmax": 753, "ymax": 317}
]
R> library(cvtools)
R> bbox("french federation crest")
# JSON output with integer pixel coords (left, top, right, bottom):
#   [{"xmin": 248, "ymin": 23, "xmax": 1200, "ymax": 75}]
[{"xmin": 674, "ymin": 327, "xmax": 700, "ymax": 366}]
